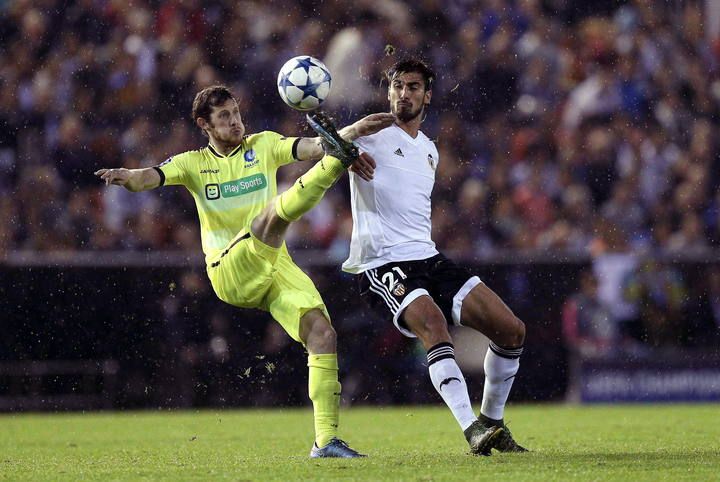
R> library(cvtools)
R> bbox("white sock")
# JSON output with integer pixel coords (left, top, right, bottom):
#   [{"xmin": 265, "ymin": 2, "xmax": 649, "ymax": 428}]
[
  {"xmin": 480, "ymin": 343, "xmax": 522, "ymax": 421},
  {"xmin": 427, "ymin": 342, "xmax": 477, "ymax": 431}
]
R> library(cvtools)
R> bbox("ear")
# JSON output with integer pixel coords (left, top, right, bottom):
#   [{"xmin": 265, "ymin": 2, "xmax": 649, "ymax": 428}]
[
  {"xmin": 424, "ymin": 89, "xmax": 432, "ymax": 106},
  {"xmin": 196, "ymin": 117, "xmax": 208, "ymax": 131}
]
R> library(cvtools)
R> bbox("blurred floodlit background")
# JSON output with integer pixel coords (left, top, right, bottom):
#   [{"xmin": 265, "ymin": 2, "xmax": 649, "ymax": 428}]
[{"xmin": 0, "ymin": 0, "xmax": 719, "ymax": 410}]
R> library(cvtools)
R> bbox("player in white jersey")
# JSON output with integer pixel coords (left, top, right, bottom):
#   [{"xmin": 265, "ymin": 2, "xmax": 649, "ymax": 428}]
[{"xmin": 345, "ymin": 59, "xmax": 527, "ymax": 455}]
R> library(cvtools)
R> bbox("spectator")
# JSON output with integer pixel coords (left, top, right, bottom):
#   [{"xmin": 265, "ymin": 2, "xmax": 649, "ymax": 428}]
[
  {"xmin": 625, "ymin": 258, "xmax": 688, "ymax": 347},
  {"xmin": 562, "ymin": 270, "xmax": 617, "ymax": 358}
]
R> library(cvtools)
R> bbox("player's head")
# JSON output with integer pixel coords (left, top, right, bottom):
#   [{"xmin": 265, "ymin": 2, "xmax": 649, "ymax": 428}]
[
  {"xmin": 192, "ymin": 85, "xmax": 245, "ymax": 145},
  {"xmin": 385, "ymin": 58, "xmax": 435, "ymax": 122}
]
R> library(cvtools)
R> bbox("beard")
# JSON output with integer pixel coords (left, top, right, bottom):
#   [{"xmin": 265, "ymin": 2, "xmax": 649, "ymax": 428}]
[
  {"xmin": 208, "ymin": 121, "xmax": 245, "ymax": 145},
  {"xmin": 394, "ymin": 103, "xmax": 424, "ymax": 122},
  {"xmin": 209, "ymin": 123, "xmax": 244, "ymax": 146},
  {"xmin": 224, "ymin": 130, "xmax": 244, "ymax": 144}
]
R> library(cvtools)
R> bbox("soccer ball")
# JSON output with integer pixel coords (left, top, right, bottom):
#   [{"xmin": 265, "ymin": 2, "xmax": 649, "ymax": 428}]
[{"xmin": 277, "ymin": 56, "xmax": 332, "ymax": 111}]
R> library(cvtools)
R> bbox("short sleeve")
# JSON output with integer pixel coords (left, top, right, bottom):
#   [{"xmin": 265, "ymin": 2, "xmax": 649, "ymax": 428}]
[
  {"xmin": 265, "ymin": 131, "xmax": 299, "ymax": 169},
  {"xmin": 155, "ymin": 152, "xmax": 190, "ymax": 186}
]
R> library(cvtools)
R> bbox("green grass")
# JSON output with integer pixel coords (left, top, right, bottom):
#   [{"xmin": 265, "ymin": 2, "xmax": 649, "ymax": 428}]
[{"xmin": 1, "ymin": 404, "xmax": 718, "ymax": 481}]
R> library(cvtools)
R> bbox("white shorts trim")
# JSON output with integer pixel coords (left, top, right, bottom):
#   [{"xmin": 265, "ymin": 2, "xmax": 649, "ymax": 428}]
[
  {"xmin": 452, "ymin": 276, "xmax": 482, "ymax": 325},
  {"xmin": 392, "ymin": 288, "xmax": 429, "ymax": 338}
]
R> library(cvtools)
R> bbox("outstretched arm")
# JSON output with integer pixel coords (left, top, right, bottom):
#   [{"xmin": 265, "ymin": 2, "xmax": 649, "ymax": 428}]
[
  {"xmin": 295, "ymin": 113, "xmax": 395, "ymax": 161},
  {"xmin": 338, "ymin": 112, "xmax": 396, "ymax": 142},
  {"xmin": 295, "ymin": 112, "xmax": 395, "ymax": 181},
  {"xmin": 94, "ymin": 167, "xmax": 162, "ymax": 192}
]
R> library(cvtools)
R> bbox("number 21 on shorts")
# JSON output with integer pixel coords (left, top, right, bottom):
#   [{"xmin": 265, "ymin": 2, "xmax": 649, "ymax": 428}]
[{"xmin": 381, "ymin": 266, "xmax": 407, "ymax": 292}]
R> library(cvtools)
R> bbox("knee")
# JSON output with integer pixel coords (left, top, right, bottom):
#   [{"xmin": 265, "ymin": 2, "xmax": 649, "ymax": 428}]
[
  {"xmin": 304, "ymin": 318, "xmax": 336, "ymax": 353},
  {"xmin": 402, "ymin": 297, "xmax": 452, "ymax": 348},
  {"xmin": 509, "ymin": 317, "xmax": 526, "ymax": 347},
  {"xmin": 317, "ymin": 323, "xmax": 337, "ymax": 346},
  {"xmin": 414, "ymin": 316, "xmax": 451, "ymax": 347},
  {"xmin": 490, "ymin": 316, "xmax": 526, "ymax": 348}
]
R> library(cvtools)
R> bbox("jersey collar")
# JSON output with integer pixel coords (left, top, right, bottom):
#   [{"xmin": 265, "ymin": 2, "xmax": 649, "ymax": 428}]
[
  {"xmin": 207, "ymin": 141, "xmax": 244, "ymax": 159},
  {"xmin": 392, "ymin": 123, "xmax": 423, "ymax": 143}
]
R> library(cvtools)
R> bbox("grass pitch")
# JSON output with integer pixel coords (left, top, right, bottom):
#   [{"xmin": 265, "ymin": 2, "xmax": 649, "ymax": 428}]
[{"xmin": 1, "ymin": 404, "xmax": 718, "ymax": 481}]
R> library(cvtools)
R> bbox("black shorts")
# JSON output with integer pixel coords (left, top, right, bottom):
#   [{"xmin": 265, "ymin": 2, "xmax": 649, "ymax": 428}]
[{"xmin": 358, "ymin": 253, "xmax": 482, "ymax": 337}]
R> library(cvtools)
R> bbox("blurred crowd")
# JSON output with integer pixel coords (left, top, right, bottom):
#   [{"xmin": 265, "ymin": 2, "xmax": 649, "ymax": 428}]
[
  {"xmin": 562, "ymin": 261, "xmax": 720, "ymax": 358},
  {"xmin": 1, "ymin": 0, "xmax": 720, "ymax": 364},
  {"xmin": 1, "ymin": 0, "xmax": 719, "ymax": 259}
]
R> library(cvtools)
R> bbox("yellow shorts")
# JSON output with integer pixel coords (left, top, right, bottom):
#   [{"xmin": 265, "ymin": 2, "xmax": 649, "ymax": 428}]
[{"xmin": 206, "ymin": 231, "xmax": 329, "ymax": 343}]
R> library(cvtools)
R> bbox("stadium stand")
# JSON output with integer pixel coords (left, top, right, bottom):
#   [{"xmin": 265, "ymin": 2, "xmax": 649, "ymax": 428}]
[{"xmin": 1, "ymin": 0, "xmax": 719, "ymax": 408}]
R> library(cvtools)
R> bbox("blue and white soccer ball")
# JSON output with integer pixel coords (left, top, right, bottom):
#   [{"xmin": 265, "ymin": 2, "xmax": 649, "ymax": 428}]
[{"xmin": 277, "ymin": 56, "xmax": 332, "ymax": 111}]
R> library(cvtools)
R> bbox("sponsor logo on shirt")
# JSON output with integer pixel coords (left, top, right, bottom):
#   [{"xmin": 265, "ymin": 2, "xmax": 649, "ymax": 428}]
[
  {"xmin": 244, "ymin": 149, "xmax": 259, "ymax": 167},
  {"xmin": 205, "ymin": 174, "xmax": 267, "ymax": 200},
  {"xmin": 205, "ymin": 183, "xmax": 220, "ymax": 200},
  {"xmin": 200, "ymin": 168, "xmax": 220, "ymax": 174}
]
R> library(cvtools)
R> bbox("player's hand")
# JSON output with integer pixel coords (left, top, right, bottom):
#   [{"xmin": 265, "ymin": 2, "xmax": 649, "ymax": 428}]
[
  {"xmin": 353, "ymin": 113, "xmax": 396, "ymax": 137},
  {"xmin": 349, "ymin": 152, "xmax": 376, "ymax": 181},
  {"xmin": 95, "ymin": 168, "xmax": 131, "ymax": 186}
]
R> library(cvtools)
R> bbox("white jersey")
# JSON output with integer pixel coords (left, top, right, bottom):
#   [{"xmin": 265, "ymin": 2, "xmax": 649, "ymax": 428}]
[{"xmin": 342, "ymin": 124, "xmax": 439, "ymax": 273}]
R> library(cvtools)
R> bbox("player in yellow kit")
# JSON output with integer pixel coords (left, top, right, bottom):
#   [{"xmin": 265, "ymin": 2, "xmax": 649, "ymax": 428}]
[{"xmin": 95, "ymin": 85, "xmax": 394, "ymax": 458}]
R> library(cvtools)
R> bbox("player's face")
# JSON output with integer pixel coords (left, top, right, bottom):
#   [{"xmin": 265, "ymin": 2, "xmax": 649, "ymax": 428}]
[
  {"xmin": 388, "ymin": 72, "xmax": 431, "ymax": 122},
  {"xmin": 205, "ymin": 99, "xmax": 245, "ymax": 146}
]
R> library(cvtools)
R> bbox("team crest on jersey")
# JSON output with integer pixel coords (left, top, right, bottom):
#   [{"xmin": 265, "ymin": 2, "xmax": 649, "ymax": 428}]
[
  {"xmin": 244, "ymin": 149, "xmax": 259, "ymax": 167},
  {"xmin": 392, "ymin": 283, "xmax": 406, "ymax": 297},
  {"xmin": 427, "ymin": 154, "xmax": 436, "ymax": 170}
]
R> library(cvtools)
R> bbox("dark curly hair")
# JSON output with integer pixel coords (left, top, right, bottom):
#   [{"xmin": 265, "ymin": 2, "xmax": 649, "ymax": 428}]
[
  {"xmin": 191, "ymin": 85, "xmax": 237, "ymax": 136},
  {"xmin": 385, "ymin": 58, "xmax": 436, "ymax": 91}
]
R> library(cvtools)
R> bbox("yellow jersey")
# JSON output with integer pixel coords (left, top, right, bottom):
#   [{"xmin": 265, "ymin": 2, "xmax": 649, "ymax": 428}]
[{"xmin": 156, "ymin": 131, "xmax": 298, "ymax": 264}]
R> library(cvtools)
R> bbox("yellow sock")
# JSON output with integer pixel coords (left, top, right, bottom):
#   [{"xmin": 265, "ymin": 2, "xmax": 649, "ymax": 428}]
[
  {"xmin": 276, "ymin": 156, "xmax": 345, "ymax": 222},
  {"xmin": 307, "ymin": 353, "xmax": 341, "ymax": 448}
]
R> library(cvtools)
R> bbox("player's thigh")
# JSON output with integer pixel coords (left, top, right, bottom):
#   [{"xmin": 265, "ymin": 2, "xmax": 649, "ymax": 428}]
[
  {"xmin": 261, "ymin": 251, "xmax": 329, "ymax": 344},
  {"xmin": 400, "ymin": 294, "xmax": 452, "ymax": 344},
  {"xmin": 207, "ymin": 232, "xmax": 279, "ymax": 308},
  {"xmin": 359, "ymin": 260, "xmax": 437, "ymax": 338},
  {"xmin": 461, "ymin": 282, "xmax": 525, "ymax": 346},
  {"xmin": 428, "ymin": 254, "xmax": 523, "ymax": 342}
]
